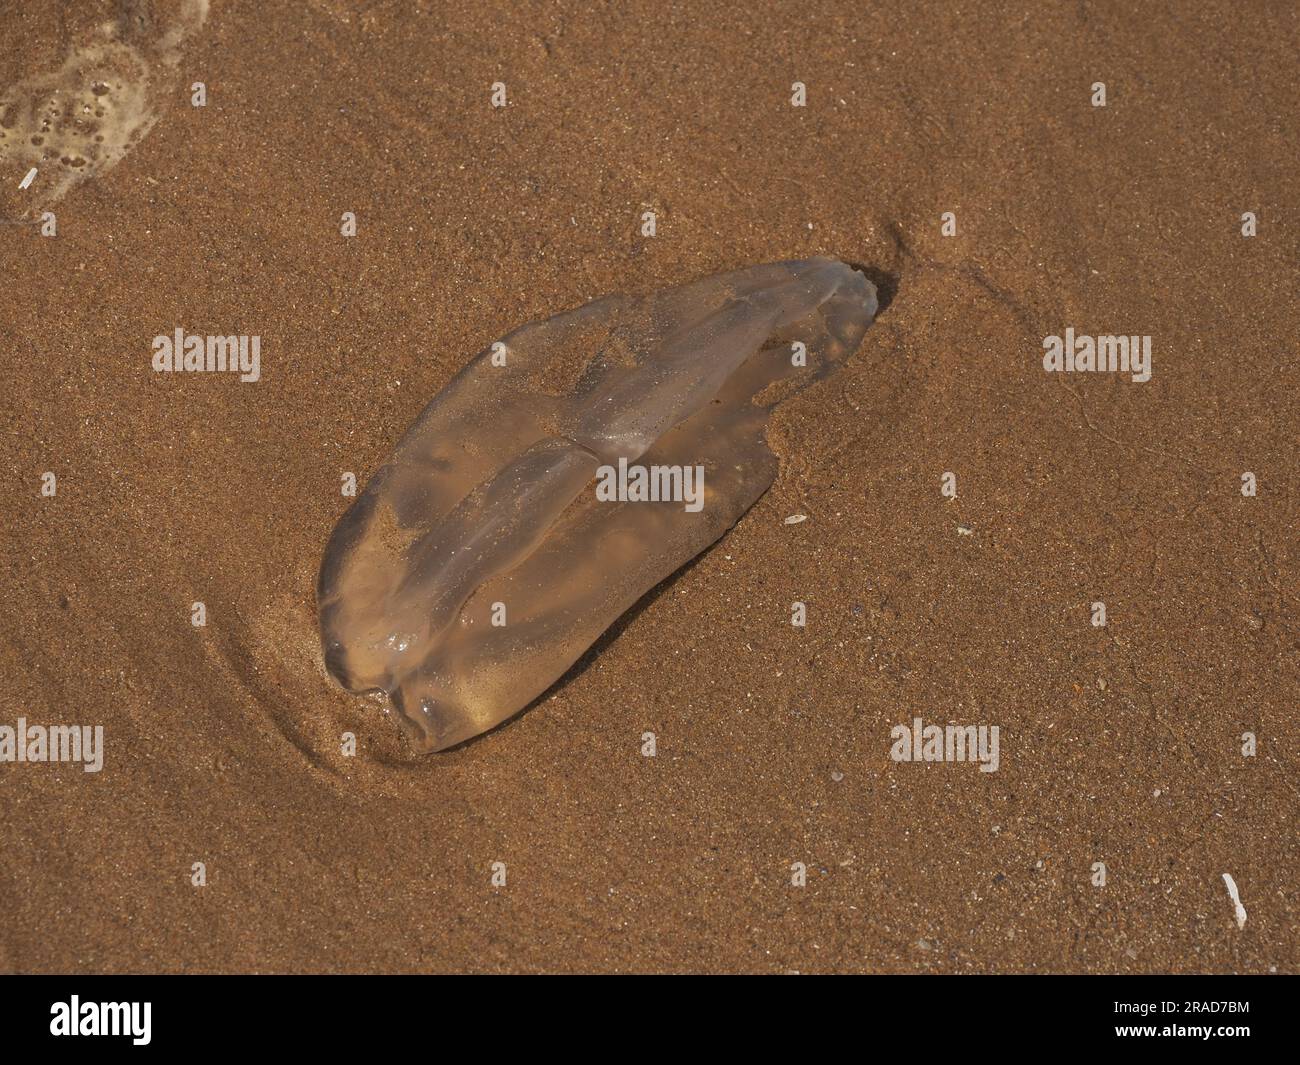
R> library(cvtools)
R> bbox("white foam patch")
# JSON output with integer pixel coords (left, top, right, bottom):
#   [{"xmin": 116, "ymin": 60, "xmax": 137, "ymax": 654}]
[{"xmin": 0, "ymin": 0, "xmax": 208, "ymax": 217}]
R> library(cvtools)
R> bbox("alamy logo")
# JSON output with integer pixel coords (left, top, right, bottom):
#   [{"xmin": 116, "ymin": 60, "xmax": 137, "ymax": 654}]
[
  {"xmin": 50, "ymin": 996, "xmax": 151, "ymax": 1045},
  {"xmin": 152, "ymin": 328, "xmax": 261, "ymax": 382},
  {"xmin": 890, "ymin": 717, "xmax": 1000, "ymax": 773},
  {"xmin": 595, "ymin": 456, "xmax": 704, "ymax": 512},
  {"xmin": 0, "ymin": 717, "xmax": 103, "ymax": 772},
  {"xmin": 1042, "ymin": 328, "xmax": 1151, "ymax": 383}
]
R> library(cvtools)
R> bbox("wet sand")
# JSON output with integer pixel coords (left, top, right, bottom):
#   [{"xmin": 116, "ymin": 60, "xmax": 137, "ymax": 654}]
[{"xmin": 1, "ymin": 0, "xmax": 1296, "ymax": 973}]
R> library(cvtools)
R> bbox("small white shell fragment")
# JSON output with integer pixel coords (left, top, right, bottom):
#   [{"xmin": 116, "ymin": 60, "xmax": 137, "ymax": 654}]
[
  {"xmin": 1221, "ymin": 872, "xmax": 1247, "ymax": 929},
  {"xmin": 19, "ymin": 167, "xmax": 37, "ymax": 190},
  {"xmin": 784, "ymin": 514, "xmax": 807, "ymax": 525}
]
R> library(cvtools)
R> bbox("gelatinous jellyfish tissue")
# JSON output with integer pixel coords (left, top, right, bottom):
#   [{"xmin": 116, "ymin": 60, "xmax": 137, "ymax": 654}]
[{"xmin": 318, "ymin": 257, "xmax": 878, "ymax": 752}]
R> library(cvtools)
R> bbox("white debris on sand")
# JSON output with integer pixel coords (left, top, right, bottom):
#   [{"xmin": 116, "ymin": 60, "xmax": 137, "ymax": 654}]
[
  {"xmin": 784, "ymin": 513, "xmax": 807, "ymax": 525},
  {"xmin": 19, "ymin": 167, "xmax": 37, "ymax": 190},
  {"xmin": 1221, "ymin": 872, "xmax": 1247, "ymax": 929}
]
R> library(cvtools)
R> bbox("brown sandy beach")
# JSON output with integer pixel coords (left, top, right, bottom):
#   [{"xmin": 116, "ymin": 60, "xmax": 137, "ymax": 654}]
[{"xmin": 1, "ymin": 0, "xmax": 1297, "ymax": 973}]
